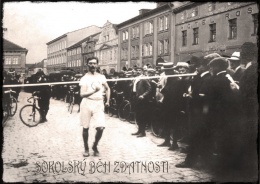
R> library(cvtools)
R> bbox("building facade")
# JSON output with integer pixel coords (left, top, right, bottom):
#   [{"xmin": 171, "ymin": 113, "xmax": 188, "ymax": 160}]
[
  {"xmin": 3, "ymin": 38, "xmax": 28, "ymax": 74},
  {"xmin": 174, "ymin": 2, "xmax": 259, "ymax": 62},
  {"xmin": 46, "ymin": 25, "xmax": 102, "ymax": 73},
  {"xmin": 117, "ymin": 3, "xmax": 184, "ymax": 69},
  {"xmin": 94, "ymin": 21, "xmax": 119, "ymax": 73},
  {"xmin": 117, "ymin": 2, "xmax": 258, "ymax": 68}
]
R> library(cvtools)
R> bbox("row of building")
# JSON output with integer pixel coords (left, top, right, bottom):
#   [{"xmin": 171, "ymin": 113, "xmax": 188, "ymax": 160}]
[{"xmin": 3, "ymin": 2, "xmax": 258, "ymax": 75}]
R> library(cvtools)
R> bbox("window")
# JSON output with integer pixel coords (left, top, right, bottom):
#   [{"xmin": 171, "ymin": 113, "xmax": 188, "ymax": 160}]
[
  {"xmin": 68, "ymin": 51, "xmax": 71, "ymax": 56},
  {"xmin": 158, "ymin": 40, "xmax": 163, "ymax": 55},
  {"xmin": 158, "ymin": 15, "xmax": 169, "ymax": 31},
  {"xmin": 164, "ymin": 39, "xmax": 169, "ymax": 54},
  {"xmin": 209, "ymin": 23, "xmax": 216, "ymax": 42},
  {"xmin": 131, "ymin": 26, "xmax": 140, "ymax": 39},
  {"xmin": 159, "ymin": 17, "xmax": 163, "ymax": 31},
  {"xmin": 132, "ymin": 27, "xmax": 135, "ymax": 38},
  {"xmin": 165, "ymin": 15, "xmax": 169, "ymax": 30},
  {"xmin": 182, "ymin": 30, "xmax": 187, "ymax": 46},
  {"xmin": 122, "ymin": 30, "xmax": 128, "ymax": 41},
  {"xmin": 135, "ymin": 45, "xmax": 139, "ymax": 58},
  {"xmin": 136, "ymin": 26, "xmax": 139, "ymax": 37},
  {"xmin": 181, "ymin": 11, "xmax": 186, "ymax": 20},
  {"xmin": 149, "ymin": 43, "xmax": 153, "ymax": 56},
  {"xmin": 142, "ymin": 42, "xmax": 152, "ymax": 56},
  {"xmin": 193, "ymin": 28, "xmax": 199, "ymax": 45},
  {"xmin": 13, "ymin": 57, "xmax": 19, "ymax": 64},
  {"xmin": 252, "ymin": 13, "xmax": 258, "ymax": 36},
  {"xmin": 123, "ymin": 33, "xmax": 125, "ymax": 41},
  {"xmin": 77, "ymin": 48, "xmax": 81, "ymax": 54},
  {"xmin": 158, "ymin": 39, "xmax": 169, "ymax": 55},
  {"xmin": 229, "ymin": 18, "xmax": 237, "ymax": 39},
  {"xmin": 144, "ymin": 20, "xmax": 153, "ymax": 35},
  {"xmin": 191, "ymin": 7, "xmax": 198, "ymax": 17},
  {"xmin": 131, "ymin": 46, "xmax": 135, "ymax": 58},
  {"xmin": 5, "ymin": 57, "xmax": 11, "ymax": 65},
  {"xmin": 208, "ymin": 3, "xmax": 216, "ymax": 11}
]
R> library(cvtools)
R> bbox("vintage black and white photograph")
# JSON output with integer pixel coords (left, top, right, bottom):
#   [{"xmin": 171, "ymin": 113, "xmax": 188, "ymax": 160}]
[{"xmin": 2, "ymin": 1, "xmax": 259, "ymax": 183}]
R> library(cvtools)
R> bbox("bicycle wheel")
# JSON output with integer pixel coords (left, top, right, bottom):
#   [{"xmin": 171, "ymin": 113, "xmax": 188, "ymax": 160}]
[
  {"xmin": 2, "ymin": 108, "xmax": 9, "ymax": 127},
  {"xmin": 118, "ymin": 100, "xmax": 128, "ymax": 121},
  {"xmin": 108, "ymin": 98, "xmax": 116, "ymax": 117},
  {"xmin": 9, "ymin": 97, "xmax": 17, "ymax": 117},
  {"xmin": 151, "ymin": 108, "xmax": 164, "ymax": 137},
  {"xmin": 20, "ymin": 105, "xmax": 41, "ymax": 127},
  {"xmin": 122, "ymin": 102, "xmax": 132, "ymax": 123}
]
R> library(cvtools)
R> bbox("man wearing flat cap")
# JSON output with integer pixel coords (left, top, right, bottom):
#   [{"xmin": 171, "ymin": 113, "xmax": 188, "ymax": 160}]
[
  {"xmin": 176, "ymin": 52, "xmax": 228, "ymax": 168},
  {"xmin": 202, "ymin": 57, "xmax": 242, "ymax": 168}
]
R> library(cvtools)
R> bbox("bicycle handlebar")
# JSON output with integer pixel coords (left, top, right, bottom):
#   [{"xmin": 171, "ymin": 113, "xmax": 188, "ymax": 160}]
[
  {"xmin": 27, "ymin": 96, "xmax": 39, "ymax": 103},
  {"xmin": 4, "ymin": 89, "xmax": 16, "ymax": 94}
]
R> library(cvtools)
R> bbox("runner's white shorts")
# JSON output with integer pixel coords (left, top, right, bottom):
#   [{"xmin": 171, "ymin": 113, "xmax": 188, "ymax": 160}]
[{"xmin": 80, "ymin": 98, "xmax": 105, "ymax": 129}]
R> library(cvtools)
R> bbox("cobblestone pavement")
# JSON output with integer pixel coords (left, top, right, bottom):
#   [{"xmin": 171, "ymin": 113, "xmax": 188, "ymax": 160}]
[{"xmin": 2, "ymin": 91, "xmax": 213, "ymax": 183}]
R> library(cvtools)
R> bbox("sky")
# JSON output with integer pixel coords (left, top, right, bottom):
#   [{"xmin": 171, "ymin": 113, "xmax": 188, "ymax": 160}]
[{"xmin": 3, "ymin": 2, "xmax": 156, "ymax": 64}]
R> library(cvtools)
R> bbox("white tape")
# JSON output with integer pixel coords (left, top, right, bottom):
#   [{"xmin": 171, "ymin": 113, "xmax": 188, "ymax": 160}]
[{"xmin": 2, "ymin": 73, "xmax": 197, "ymax": 88}]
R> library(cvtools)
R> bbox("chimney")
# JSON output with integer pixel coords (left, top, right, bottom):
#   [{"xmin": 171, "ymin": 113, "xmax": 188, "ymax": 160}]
[{"xmin": 139, "ymin": 9, "xmax": 152, "ymax": 15}]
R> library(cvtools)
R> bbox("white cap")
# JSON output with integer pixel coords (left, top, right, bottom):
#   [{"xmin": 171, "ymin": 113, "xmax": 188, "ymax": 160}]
[{"xmin": 229, "ymin": 52, "xmax": 240, "ymax": 61}]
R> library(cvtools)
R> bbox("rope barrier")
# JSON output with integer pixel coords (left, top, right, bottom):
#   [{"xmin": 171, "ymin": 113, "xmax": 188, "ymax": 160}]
[{"xmin": 2, "ymin": 73, "xmax": 197, "ymax": 88}]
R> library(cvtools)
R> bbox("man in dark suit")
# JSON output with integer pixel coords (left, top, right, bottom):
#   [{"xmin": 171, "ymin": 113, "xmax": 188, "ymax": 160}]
[
  {"xmin": 228, "ymin": 51, "xmax": 244, "ymax": 82},
  {"xmin": 175, "ymin": 53, "xmax": 220, "ymax": 168},
  {"xmin": 34, "ymin": 70, "xmax": 51, "ymax": 123},
  {"xmin": 131, "ymin": 67, "xmax": 152, "ymax": 137},
  {"xmin": 238, "ymin": 42, "xmax": 258, "ymax": 179},
  {"xmin": 157, "ymin": 62, "xmax": 189, "ymax": 151}
]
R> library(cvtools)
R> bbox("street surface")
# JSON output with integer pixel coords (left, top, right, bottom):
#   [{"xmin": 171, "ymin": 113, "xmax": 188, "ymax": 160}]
[{"xmin": 2, "ymin": 91, "xmax": 213, "ymax": 183}]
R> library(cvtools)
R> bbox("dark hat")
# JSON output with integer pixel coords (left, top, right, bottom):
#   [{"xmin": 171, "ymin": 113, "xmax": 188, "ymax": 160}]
[
  {"xmin": 190, "ymin": 56, "xmax": 202, "ymax": 67},
  {"xmin": 208, "ymin": 57, "xmax": 229, "ymax": 70},
  {"xmin": 203, "ymin": 53, "xmax": 221, "ymax": 66}
]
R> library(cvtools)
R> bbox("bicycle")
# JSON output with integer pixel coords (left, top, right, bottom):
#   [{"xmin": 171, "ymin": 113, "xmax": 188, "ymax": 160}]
[
  {"xmin": 19, "ymin": 95, "xmax": 42, "ymax": 127},
  {"xmin": 108, "ymin": 89, "xmax": 124, "ymax": 117},
  {"xmin": 118, "ymin": 97, "xmax": 137, "ymax": 125},
  {"xmin": 2, "ymin": 89, "xmax": 17, "ymax": 127},
  {"xmin": 150, "ymin": 101, "xmax": 164, "ymax": 137}
]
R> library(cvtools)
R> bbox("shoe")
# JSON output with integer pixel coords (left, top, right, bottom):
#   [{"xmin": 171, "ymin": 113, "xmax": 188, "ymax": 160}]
[
  {"xmin": 180, "ymin": 147, "xmax": 189, "ymax": 153},
  {"xmin": 168, "ymin": 144, "xmax": 179, "ymax": 151},
  {"xmin": 83, "ymin": 150, "xmax": 89, "ymax": 157},
  {"xmin": 39, "ymin": 119, "xmax": 45, "ymax": 123},
  {"xmin": 131, "ymin": 131, "xmax": 140, "ymax": 136},
  {"xmin": 157, "ymin": 141, "xmax": 171, "ymax": 147},
  {"xmin": 175, "ymin": 161, "xmax": 194, "ymax": 168},
  {"xmin": 137, "ymin": 133, "xmax": 146, "ymax": 137},
  {"xmin": 92, "ymin": 146, "xmax": 99, "ymax": 156}
]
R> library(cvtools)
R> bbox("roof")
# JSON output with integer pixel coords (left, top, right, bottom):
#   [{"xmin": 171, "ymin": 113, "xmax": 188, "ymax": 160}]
[
  {"xmin": 172, "ymin": 2, "xmax": 200, "ymax": 13},
  {"xmin": 66, "ymin": 32, "xmax": 101, "ymax": 50},
  {"xmin": 117, "ymin": 2, "xmax": 198, "ymax": 29},
  {"xmin": 46, "ymin": 34, "xmax": 67, "ymax": 45},
  {"xmin": 117, "ymin": 4, "xmax": 170, "ymax": 28},
  {"xmin": 46, "ymin": 25, "xmax": 102, "ymax": 45},
  {"xmin": 3, "ymin": 38, "xmax": 28, "ymax": 53}
]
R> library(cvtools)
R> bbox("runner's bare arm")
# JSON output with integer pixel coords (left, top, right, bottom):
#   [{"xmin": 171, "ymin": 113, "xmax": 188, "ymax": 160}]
[
  {"xmin": 103, "ymin": 82, "xmax": 110, "ymax": 106},
  {"xmin": 80, "ymin": 85, "xmax": 100, "ymax": 98}
]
